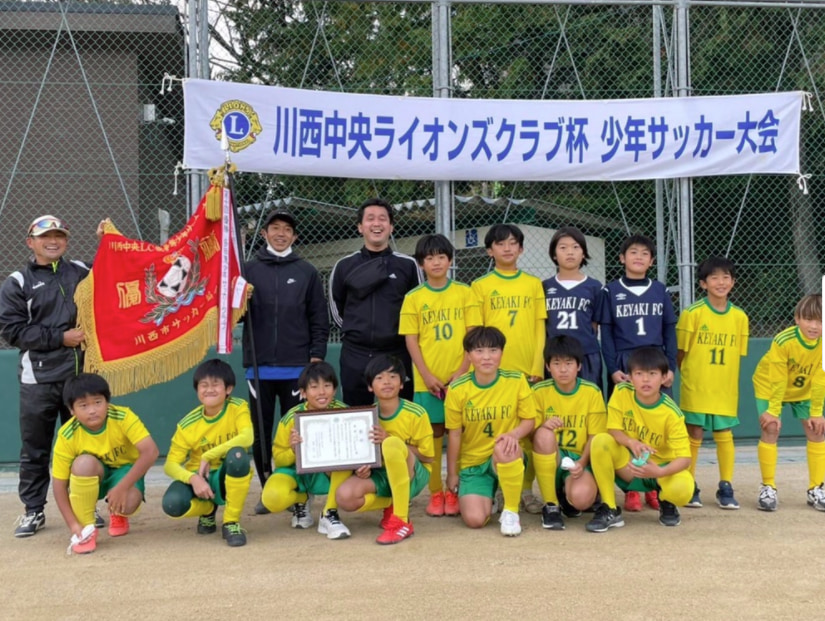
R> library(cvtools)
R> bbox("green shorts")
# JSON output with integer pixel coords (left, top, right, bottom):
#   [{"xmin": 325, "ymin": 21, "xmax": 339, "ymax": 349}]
[
  {"xmin": 99, "ymin": 464, "xmax": 146, "ymax": 501},
  {"xmin": 458, "ymin": 457, "xmax": 498, "ymax": 498},
  {"xmin": 615, "ymin": 456, "xmax": 670, "ymax": 493},
  {"xmin": 755, "ymin": 398, "xmax": 811, "ymax": 420},
  {"xmin": 414, "ymin": 391, "xmax": 445, "ymax": 425},
  {"xmin": 273, "ymin": 466, "xmax": 331, "ymax": 496},
  {"xmin": 683, "ymin": 411, "xmax": 739, "ymax": 431},
  {"xmin": 370, "ymin": 459, "xmax": 430, "ymax": 499},
  {"xmin": 554, "ymin": 449, "xmax": 592, "ymax": 487}
]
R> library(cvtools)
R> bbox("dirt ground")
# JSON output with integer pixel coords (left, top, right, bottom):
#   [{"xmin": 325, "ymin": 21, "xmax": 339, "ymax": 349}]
[{"xmin": 1, "ymin": 447, "xmax": 823, "ymax": 620}]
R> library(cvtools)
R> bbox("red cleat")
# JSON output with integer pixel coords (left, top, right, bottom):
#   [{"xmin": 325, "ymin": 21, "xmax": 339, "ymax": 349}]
[
  {"xmin": 379, "ymin": 505, "xmax": 394, "ymax": 530},
  {"xmin": 624, "ymin": 491, "xmax": 642, "ymax": 512},
  {"xmin": 444, "ymin": 490, "xmax": 460, "ymax": 516},
  {"xmin": 376, "ymin": 514, "xmax": 414, "ymax": 545},
  {"xmin": 645, "ymin": 490, "xmax": 660, "ymax": 510},
  {"xmin": 108, "ymin": 514, "xmax": 130, "ymax": 537}
]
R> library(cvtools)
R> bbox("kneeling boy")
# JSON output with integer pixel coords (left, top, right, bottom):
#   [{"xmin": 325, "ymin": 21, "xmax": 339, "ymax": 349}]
[
  {"xmin": 587, "ymin": 347, "xmax": 693, "ymax": 532},
  {"xmin": 445, "ymin": 327, "xmax": 537, "ymax": 536},
  {"xmin": 162, "ymin": 359, "xmax": 253, "ymax": 547},
  {"xmin": 52, "ymin": 373, "xmax": 159, "ymax": 554}
]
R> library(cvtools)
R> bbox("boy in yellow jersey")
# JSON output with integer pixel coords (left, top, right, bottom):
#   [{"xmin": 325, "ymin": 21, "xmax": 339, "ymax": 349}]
[
  {"xmin": 336, "ymin": 355, "xmax": 433, "ymax": 544},
  {"xmin": 532, "ymin": 335, "xmax": 606, "ymax": 531},
  {"xmin": 162, "ymin": 359, "xmax": 254, "ymax": 547},
  {"xmin": 445, "ymin": 327, "xmax": 537, "ymax": 536},
  {"xmin": 676, "ymin": 256, "xmax": 749, "ymax": 510},
  {"xmin": 52, "ymin": 373, "xmax": 159, "ymax": 554},
  {"xmin": 587, "ymin": 347, "xmax": 693, "ymax": 532},
  {"xmin": 400, "ymin": 233, "xmax": 481, "ymax": 518},
  {"xmin": 752, "ymin": 294, "xmax": 824, "ymax": 512},
  {"xmin": 471, "ymin": 223, "xmax": 547, "ymax": 514},
  {"xmin": 260, "ymin": 361, "xmax": 352, "ymax": 539}
]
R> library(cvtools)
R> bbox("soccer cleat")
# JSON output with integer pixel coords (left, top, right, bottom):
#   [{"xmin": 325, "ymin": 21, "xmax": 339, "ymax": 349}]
[
  {"xmin": 716, "ymin": 481, "xmax": 740, "ymax": 510},
  {"xmin": 499, "ymin": 509, "xmax": 522, "ymax": 536},
  {"xmin": 379, "ymin": 505, "xmax": 395, "ymax": 530},
  {"xmin": 644, "ymin": 490, "xmax": 660, "ymax": 510},
  {"xmin": 585, "ymin": 503, "xmax": 624, "ymax": 533},
  {"xmin": 108, "ymin": 514, "xmax": 130, "ymax": 537},
  {"xmin": 376, "ymin": 514, "xmax": 414, "ymax": 545},
  {"xmin": 94, "ymin": 508, "xmax": 105, "ymax": 529},
  {"xmin": 444, "ymin": 490, "xmax": 460, "ymax": 516},
  {"xmin": 71, "ymin": 527, "xmax": 98, "ymax": 554},
  {"xmin": 540, "ymin": 503, "xmax": 565, "ymax": 530},
  {"xmin": 806, "ymin": 484, "xmax": 825, "ymax": 512},
  {"xmin": 757, "ymin": 485, "xmax": 778, "ymax": 512},
  {"xmin": 623, "ymin": 491, "xmax": 642, "ymax": 512},
  {"xmin": 291, "ymin": 500, "xmax": 314, "ymax": 529},
  {"xmin": 658, "ymin": 499, "xmax": 681, "ymax": 526},
  {"xmin": 426, "ymin": 491, "xmax": 445, "ymax": 517},
  {"xmin": 686, "ymin": 485, "xmax": 703, "ymax": 508},
  {"xmin": 520, "ymin": 492, "xmax": 543, "ymax": 515},
  {"xmin": 197, "ymin": 508, "xmax": 217, "ymax": 535},
  {"xmin": 221, "ymin": 522, "xmax": 247, "ymax": 547},
  {"xmin": 318, "ymin": 509, "xmax": 351, "ymax": 540},
  {"xmin": 14, "ymin": 511, "xmax": 45, "ymax": 538},
  {"xmin": 254, "ymin": 499, "xmax": 271, "ymax": 515}
]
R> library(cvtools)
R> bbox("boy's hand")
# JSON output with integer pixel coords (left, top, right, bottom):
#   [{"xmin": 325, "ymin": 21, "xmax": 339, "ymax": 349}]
[
  {"xmin": 495, "ymin": 432, "xmax": 520, "ymax": 457},
  {"xmin": 611, "ymin": 370, "xmax": 629, "ymax": 384},
  {"xmin": 446, "ymin": 474, "xmax": 459, "ymax": 493},
  {"xmin": 355, "ymin": 465, "xmax": 372, "ymax": 479},
  {"xmin": 759, "ymin": 412, "xmax": 781, "ymax": 433},
  {"xmin": 106, "ymin": 483, "xmax": 130, "ymax": 515},
  {"xmin": 805, "ymin": 417, "xmax": 825, "ymax": 435},
  {"xmin": 198, "ymin": 459, "xmax": 211, "ymax": 479},
  {"xmin": 568, "ymin": 460, "xmax": 584, "ymax": 479},
  {"xmin": 62, "ymin": 328, "xmax": 85, "ymax": 347},
  {"xmin": 369, "ymin": 425, "xmax": 388, "ymax": 444},
  {"xmin": 542, "ymin": 416, "xmax": 563, "ymax": 431},
  {"xmin": 422, "ymin": 371, "xmax": 446, "ymax": 397},
  {"xmin": 627, "ymin": 439, "xmax": 654, "ymax": 460},
  {"xmin": 628, "ymin": 461, "xmax": 661, "ymax": 479},
  {"xmin": 190, "ymin": 473, "xmax": 214, "ymax": 499},
  {"xmin": 289, "ymin": 429, "xmax": 303, "ymax": 449},
  {"xmin": 662, "ymin": 370, "xmax": 674, "ymax": 388},
  {"xmin": 527, "ymin": 375, "xmax": 541, "ymax": 384}
]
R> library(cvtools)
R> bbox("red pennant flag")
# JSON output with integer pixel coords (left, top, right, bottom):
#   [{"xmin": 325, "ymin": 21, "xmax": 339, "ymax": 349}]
[{"xmin": 75, "ymin": 186, "xmax": 250, "ymax": 395}]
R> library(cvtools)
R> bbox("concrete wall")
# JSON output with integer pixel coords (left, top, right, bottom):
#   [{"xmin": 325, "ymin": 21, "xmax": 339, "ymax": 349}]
[{"xmin": 0, "ymin": 338, "xmax": 807, "ymax": 464}]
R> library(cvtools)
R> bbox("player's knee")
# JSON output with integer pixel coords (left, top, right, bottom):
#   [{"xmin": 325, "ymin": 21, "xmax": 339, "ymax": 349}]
[
  {"xmin": 261, "ymin": 479, "xmax": 290, "ymax": 513},
  {"xmin": 712, "ymin": 430, "xmax": 732, "ymax": 443},
  {"xmin": 70, "ymin": 454, "xmax": 103, "ymax": 477},
  {"xmin": 335, "ymin": 484, "xmax": 360, "ymax": 512},
  {"xmin": 381, "ymin": 436, "xmax": 406, "ymax": 462},
  {"xmin": 660, "ymin": 474, "xmax": 694, "ymax": 507},
  {"xmin": 162, "ymin": 481, "xmax": 192, "ymax": 517},
  {"xmin": 461, "ymin": 510, "xmax": 488, "ymax": 529},
  {"xmin": 223, "ymin": 447, "xmax": 251, "ymax": 478},
  {"xmin": 532, "ymin": 427, "xmax": 556, "ymax": 454},
  {"xmin": 590, "ymin": 432, "xmax": 614, "ymax": 454}
]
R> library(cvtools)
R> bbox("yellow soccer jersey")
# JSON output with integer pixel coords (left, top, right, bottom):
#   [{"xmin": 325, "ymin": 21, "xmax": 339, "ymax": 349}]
[
  {"xmin": 810, "ymin": 367, "xmax": 825, "ymax": 419},
  {"xmin": 753, "ymin": 326, "xmax": 822, "ymax": 415},
  {"xmin": 445, "ymin": 370, "xmax": 537, "ymax": 468},
  {"xmin": 676, "ymin": 299, "xmax": 749, "ymax": 416},
  {"xmin": 165, "ymin": 397, "xmax": 253, "ymax": 483},
  {"xmin": 532, "ymin": 378, "xmax": 607, "ymax": 456},
  {"xmin": 399, "ymin": 280, "xmax": 482, "ymax": 390},
  {"xmin": 471, "ymin": 270, "xmax": 547, "ymax": 377},
  {"xmin": 53, "ymin": 405, "xmax": 151, "ymax": 481},
  {"xmin": 607, "ymin": 383, "xmax": 690, "ymax": 465},
  {"xmin": 378, "ymin": 399, "xmax": 435, "ymax": 471},
  {"xmin": 273, "ymin": 399, "xmax": 348, "ymax": 468}
]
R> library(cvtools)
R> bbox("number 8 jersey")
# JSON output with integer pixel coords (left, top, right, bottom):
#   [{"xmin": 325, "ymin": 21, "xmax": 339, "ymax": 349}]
[{"xmin": 753, "ymin": 325, "xmax": 821, "ymax": 416}]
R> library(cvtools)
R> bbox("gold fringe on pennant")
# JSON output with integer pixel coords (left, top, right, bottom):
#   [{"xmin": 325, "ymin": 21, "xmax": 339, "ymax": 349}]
[{"xmin": 205, "ymin": 163, "xmax": 238, "ymax": 222}]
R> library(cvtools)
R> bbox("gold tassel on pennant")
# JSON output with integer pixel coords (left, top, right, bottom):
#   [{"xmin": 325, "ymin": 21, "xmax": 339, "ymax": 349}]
[{"xmin": 205, "ymin": 164, "xmax": 237, "ymax": 222}]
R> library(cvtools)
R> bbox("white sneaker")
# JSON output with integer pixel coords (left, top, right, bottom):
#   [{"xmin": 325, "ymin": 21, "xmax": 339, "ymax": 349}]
[
  {"xmin": 757, "ymin": 485, "xmax": 777, "ymax": 512},
  {"xmin": 806, "ymin": 484, "xmax": 825, "ymax": 512},
  {"xmin": 317, "ymin": 509, "xmax": 351, "ymax": 540},
  {"xmin": 499, "ymin": 509, "xmax": 522, "ymax": 536},
  {"xmin": 291, "ymin": 495, "xmax": 315, "ymax": 529}
]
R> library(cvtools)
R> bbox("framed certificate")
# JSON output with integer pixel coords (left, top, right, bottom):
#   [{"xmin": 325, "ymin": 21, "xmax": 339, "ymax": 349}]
[{"xmin": 294, "ymin": 406, "xmax": 382, "ymax": 474}]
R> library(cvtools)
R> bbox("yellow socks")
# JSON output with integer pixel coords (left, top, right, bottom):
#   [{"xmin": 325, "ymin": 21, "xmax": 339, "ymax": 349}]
[
  {"xmin": 429, "ymin": 435, "xmax": 444, "ymax": 493},
  {"xmin": 757, "ymin": 441, "xmax": 778, "ymax": 487},
  {"xmin": 358, "ymin": 493, "xmax": 393, "ymax": 513},
  {"xmin": 532, "ymin": 452, "xmax": 559, "ymax": 505},
  {"xmin": 522, "ymin": 440, "xmax": 535, "ymax": 492},
  {"xmin": 806, "ymin": 441, "xmax": 825, "ymax": 489},
  {"xmin": 261, "ymin": 473, "xmax": 306, "ymax": 513},
  {"xmin": 590, "ymin": 433, "xmax": 623, "ymax": 509},
  {"xmin": 689, "ymin": 437, "xmax": 702, "ymax": 477},
  {"xmin": 181, "ymin": 498, "xmax": 216, "ymax": 519},
  {"xmin": 383, "ymin": 436, "xmax": 411, "ymax": 522},
  {"xmin": 324, "ymin": 470, "xmax": 351, "ymax": 513},
  {"xmin": 496, "ymin": 458, "xmax": 524, "ymax": 513},
  {"xmin": 714, "ymin": 431, "xmax": 735, "ymax": 482},
  {"xmin": 223, "ymin": 472, "xmax": 252, "ymax": 524},
  {"xmin": 69, "ymin": 474, "xmax": 99, "ymax": 527}
]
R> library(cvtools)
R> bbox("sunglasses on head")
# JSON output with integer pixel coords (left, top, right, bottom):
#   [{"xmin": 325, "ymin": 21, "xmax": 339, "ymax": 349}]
[{"xmin": 29, "ymin": 218, "xmax": 68, "ymax": 235}]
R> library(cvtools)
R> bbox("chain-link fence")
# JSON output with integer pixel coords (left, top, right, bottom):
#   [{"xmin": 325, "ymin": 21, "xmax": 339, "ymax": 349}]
[{"xmin": 2, "ymin": 0, "xmax": 823, "ymax": 343}]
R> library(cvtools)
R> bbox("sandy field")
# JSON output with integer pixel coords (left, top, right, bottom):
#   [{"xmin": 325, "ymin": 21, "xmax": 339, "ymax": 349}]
[{"xmin": 1, "ymin": 446, "xmax": 822, "ymax": 621}]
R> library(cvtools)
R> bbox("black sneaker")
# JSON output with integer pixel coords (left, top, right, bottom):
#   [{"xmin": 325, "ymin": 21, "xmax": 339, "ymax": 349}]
[
  {"xmin": 585, "ymin": 503, "xmax": 624, "ymax": 533},
  {"xmin": 94, "ymin": 508, "xmax": 105, "ymax": 529},
  {"xmin": 541, "ymin": 503, "xmax": 565, "ymax": 530},
  {"xmin": 14, "ymin": 511, "xmax": 45, "ymax": 538},
  {"xmin": 658, "ymin": 499, "xmax": 681, "ymax": 526},
  {"xmin": 222, "ymin": 522, "xmax": 247, "ymax": 547},
  {"xmin": 197, "ymin": 508, "xmax": 217, "ymax": 535},
  {"xmin": 254, "ymin": 499, "xmax": 271, "ymax": 515},
  {"xmin": 557, "ymin": 483, "xmax": 582, "ymax": 518}
]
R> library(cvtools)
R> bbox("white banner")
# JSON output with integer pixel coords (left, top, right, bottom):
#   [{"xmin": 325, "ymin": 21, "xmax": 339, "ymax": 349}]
[{"xmin": 183, "ymin": 78, "xmax": 802, "ymax": 182}]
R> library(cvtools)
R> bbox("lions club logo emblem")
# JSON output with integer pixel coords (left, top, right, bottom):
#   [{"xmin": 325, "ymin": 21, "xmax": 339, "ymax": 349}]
[{"xmin": 209, "ymin": 100, "xmax": 262, "ymax": 152}]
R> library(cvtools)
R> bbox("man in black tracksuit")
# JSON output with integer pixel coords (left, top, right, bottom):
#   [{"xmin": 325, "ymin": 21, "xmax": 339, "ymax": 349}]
[
  {"xmin": 242, "ymin": 210, "xmax": 329, "ymax": 487},
  {"xmin": 0, "ymin": 215, "xmax": 90, "ymax": 538},
  {"xmin": 329, "ymin": 198, "xmax": 421, "ymax": 407}
]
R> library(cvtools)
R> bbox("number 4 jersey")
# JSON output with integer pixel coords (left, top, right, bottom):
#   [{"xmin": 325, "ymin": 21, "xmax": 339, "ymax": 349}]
[{"xmin": 676, "ymin": 298, "xmax": 749, "ymax": 417}]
